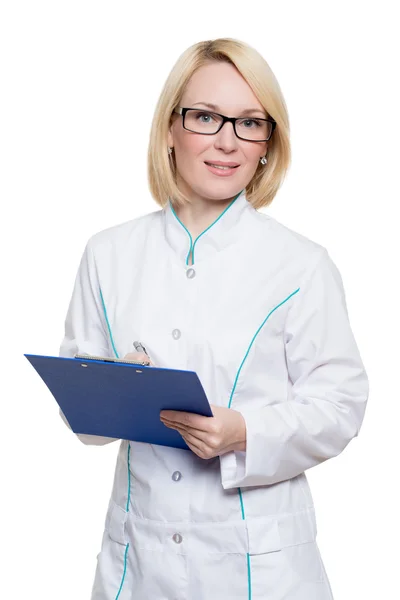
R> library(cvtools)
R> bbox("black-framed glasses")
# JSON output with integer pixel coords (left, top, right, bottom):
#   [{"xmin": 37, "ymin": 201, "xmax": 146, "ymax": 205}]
[{"xmin": 173, "ymin": 107, "xmax": 276, "ymax": 142}]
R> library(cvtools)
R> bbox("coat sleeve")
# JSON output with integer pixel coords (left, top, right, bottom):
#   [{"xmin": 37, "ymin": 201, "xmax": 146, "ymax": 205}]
[
  {"xmin": 58, "ymin": 237, "xmax": 119, "ymax": 446},
  {"xmin": 219, "ymin": 248, "xmax": 369, "ymax": 489}
]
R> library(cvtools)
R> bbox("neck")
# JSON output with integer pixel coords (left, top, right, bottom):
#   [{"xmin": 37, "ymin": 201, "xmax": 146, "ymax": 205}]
[
  {"xmin": 173, "ymin": 181, "xmax": 241, "ymax": 240},
  {"xmin": 175, "ymin": 201, "xmax": 233, "ymax": 239}
]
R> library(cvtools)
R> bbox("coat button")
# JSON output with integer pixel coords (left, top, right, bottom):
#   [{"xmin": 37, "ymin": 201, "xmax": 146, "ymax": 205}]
[
  {"xmin": 172, "ymin": 471, "xmax": 182, "ymax": 481},
  {"xmin": 172, "ymin": 329, "xmax": 181, "ymax": 340},
  {"xmin": 186, "ymin": 268, "xmax": 196, "ymax": 279},
  {"xmin": 173, "ymin": 533, "xmax": 183, "ymax": 544}
]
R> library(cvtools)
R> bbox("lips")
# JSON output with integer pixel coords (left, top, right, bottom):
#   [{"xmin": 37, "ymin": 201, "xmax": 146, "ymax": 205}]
[
  {"xmin": 204, "ymin": 162, "xmax": 239, "ymax": 177},
  {"xmin": 204, "ymin": 162, "xmax": 239, "ymax": 169}
]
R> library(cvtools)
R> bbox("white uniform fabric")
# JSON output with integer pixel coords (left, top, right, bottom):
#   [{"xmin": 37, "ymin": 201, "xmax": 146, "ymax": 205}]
[{"xmin": 59, "ymin": 189, "xmax": 369, "ymax": 599}]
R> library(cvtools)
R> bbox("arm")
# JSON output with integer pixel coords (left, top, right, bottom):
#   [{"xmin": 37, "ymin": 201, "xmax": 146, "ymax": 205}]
[
  {"xmin": 220, "ymin": 248, "xmax": 369, "ymax": 489},
  {"xmin": 59, "ymin": 237, "xmax": 119, "ymax": 446}
]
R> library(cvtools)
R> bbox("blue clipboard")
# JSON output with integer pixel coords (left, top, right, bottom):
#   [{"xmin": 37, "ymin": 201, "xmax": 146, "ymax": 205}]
[{"xmin": 24, "ymin": 354, "xmax": 213, "ymax": 450}]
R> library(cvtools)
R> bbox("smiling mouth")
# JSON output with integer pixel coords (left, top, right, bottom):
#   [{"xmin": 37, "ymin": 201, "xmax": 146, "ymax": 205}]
[{"xmin": 204, "ymin": 162, "xmax": 239, "ymax": 170}]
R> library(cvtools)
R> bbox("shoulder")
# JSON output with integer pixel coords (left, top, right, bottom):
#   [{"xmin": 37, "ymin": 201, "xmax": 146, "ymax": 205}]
[
  {"xmin": 260, "ymin": 214, "xmax": 346, "ymax": 299},
  {"xmin": 86, "ymin": 208, "xmax": 163, "ymax": 254},
  {"xmin": 253, "ymin": 210, "xmax": 328, "ymax": 267}
]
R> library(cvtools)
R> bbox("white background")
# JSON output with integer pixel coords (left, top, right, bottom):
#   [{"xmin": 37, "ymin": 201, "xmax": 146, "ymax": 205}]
[{"xmin": 1, "ymin": 1, "xmax": 399, "ymax": 598}]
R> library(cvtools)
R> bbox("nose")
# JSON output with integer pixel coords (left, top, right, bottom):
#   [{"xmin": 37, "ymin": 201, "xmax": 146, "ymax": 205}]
[{"xmin": 214, "ymin": 120, "xmax": 239, "ymax": 151}]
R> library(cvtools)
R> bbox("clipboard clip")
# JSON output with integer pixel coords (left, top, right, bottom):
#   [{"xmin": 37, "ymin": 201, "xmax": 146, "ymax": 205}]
[{"xmin": 74, "ymin": 354, "xmax": 150, "ymax": 366}]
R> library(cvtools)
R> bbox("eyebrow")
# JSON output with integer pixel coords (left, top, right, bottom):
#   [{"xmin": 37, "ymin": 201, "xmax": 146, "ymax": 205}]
[{"xmin": 191, "ymin": 102, "xmax": 267, "ymax": 118}]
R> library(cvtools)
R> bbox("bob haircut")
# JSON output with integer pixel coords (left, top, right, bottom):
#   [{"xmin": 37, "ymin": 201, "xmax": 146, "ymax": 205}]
[{"xmin": 147, "ymin": 37, "xmax": 291, "ymax": 210}]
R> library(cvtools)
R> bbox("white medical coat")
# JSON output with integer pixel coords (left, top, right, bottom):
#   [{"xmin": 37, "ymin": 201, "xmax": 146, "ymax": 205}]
[{"xmin": 59, "ymin": 190, "xmax": 369, "ymax": 599}]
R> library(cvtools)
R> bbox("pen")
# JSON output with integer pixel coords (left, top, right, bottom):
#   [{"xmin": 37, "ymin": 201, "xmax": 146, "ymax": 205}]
[{"xmin": 133, "ymin": 341, "xmax": 149, "ymax": 357}]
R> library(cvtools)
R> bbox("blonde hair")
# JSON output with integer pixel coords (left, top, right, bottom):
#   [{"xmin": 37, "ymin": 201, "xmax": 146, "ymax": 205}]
[{"xmin": 147, "ymin": 38, "xmax": 291, "ymax": 210}]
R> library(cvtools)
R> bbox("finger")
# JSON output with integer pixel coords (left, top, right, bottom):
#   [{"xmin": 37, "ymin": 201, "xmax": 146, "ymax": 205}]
[
  {"xmin": 123, "ymin": 352, "xmax": 153, "ymax": 365},
  {"xmin": 179, "ymin": 430, "xmax": 217, "ymax": 459},
  {"xmin": 161, "ymin": 420, "xmax": 228, "ymax": 458},
  {"xmin": 160, "ymin": 420, "xmax": 203, "ymax": 452},
  {"xmin": 161, "ymin": 420, "xmax": 192, "ymax": 436},
  {"xmin": 160, "ymin": 410, "xmax": 212, "ymax": 430},
  {"xmin": 179, "ymin": 434, "xmax": 204, "ymax": 458},
  {"xmin": 161, "ymin": 419, "xmax": 198, "ymax": 438},
  {"xmin": 161, "ymin": 419, "xmax": 220, "ymax": 451},
  {"xmin": 160, "ymin": 418, "xmax": 209, "ymax": 438},
  {"xmin": 123, "ymin": 352, "xmax": 148, "ymax": 361},
  {"xmin": 182, "ymin": 430, "xmax": 233, "ymax": 457}
]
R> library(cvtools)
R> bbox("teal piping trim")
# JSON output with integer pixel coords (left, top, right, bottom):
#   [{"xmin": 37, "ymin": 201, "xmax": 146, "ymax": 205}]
[
  {"xmin": 238, "ymin": 487, "xmax": 246, "ymax": 520},
  {"xmin": 169, "ymin": 189, "xmax": 244, "ymax": 265},
  {"xmin": 126, "ymin": 443, "xmax": 131, "ymax": 512},
  {"xmin": 246, "ymin": 554, "xmax": 252, "ymax": 600},
  {"xmin": 99, "ymin": 288, "xmax": 119, "ymax": 358},
  {"xmin": 190, "ymin": 191, "xmax": 242, "ymax": 263},
  {"xmin": 98, "ymin": 288, "xmax": 131, "ymax": 598},
  {"xmin": 113, "ymin": 431, "xmax": 131, "ymax": 599},
  {"xmin": 229, "ymin": 287, "xmax": 301, "ymax": 600},
  {"xmin": 228, "ymin": 287, "xmax": 300, "ymax": 409},
  {"xmin": 238, "ymin": 489, "xmax": 252, "ymax": 599},
  {"xmin": 115, "ymin": 542, "xmax": 130, "ymax": 600},
  {"xmin": 169, "ymin": 203, "xmax": 193, "ymax": 265}
]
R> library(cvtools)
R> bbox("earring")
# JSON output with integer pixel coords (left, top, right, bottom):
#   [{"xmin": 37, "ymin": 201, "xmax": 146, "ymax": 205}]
[
  {"xmin": 168, "ymin": 147, "xmax": 173, "ymax": 155},
  {"xmin": 260, "ymin": 155, "xmax": 268, "ymax": 165}
]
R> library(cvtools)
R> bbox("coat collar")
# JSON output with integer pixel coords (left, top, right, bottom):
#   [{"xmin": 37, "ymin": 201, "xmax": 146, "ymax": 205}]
[{"xmin": 163, "ymin": 189, "xmax": 254, "ymax": 265}]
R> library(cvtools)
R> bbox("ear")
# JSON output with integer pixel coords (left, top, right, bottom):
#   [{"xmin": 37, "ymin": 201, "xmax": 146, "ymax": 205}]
[
  {"xmin": 260, "ymin": 141, "xmax": 269, "ymax": 158},
  {"xmin": 168, "ymin": 111, "xmax": 178, "ymax": 148},
  {"xmin": 168, "ymin": 128, "xmax": 174, "ymax": 148}
]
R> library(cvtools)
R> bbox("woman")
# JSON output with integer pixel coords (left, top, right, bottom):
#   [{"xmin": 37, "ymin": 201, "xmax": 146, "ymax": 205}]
[{"xmin": 59, "ymin": 38, "xmax": 369, "ymax": 599}]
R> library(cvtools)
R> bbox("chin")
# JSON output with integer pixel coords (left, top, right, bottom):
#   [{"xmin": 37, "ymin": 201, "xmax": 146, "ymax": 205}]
[
  {"xmin": 196, "ymin": 177, "xmax": 241, "ymax": 192},
  {"xmin": 196, "ymin": 186, "xmax": 239, "ymax": 200}
]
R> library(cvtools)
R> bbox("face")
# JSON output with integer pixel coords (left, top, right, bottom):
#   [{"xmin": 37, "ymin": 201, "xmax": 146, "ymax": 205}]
[{"xmin": 168, "ymin": 61, "xmax": 268, "ymax": 205}]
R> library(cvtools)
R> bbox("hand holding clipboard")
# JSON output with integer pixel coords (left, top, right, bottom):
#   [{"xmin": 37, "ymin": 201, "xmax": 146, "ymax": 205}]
[{"xmin": 24, "ymin": 350, "xmax": 213, "ymax": 450}]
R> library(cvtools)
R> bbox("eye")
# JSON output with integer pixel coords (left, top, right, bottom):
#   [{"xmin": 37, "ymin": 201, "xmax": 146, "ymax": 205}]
[
  {"xmin": 240, "ymin": 118, "xmax": 262, "ymax": 128},
  {"xmin": 194, "ymin": 110, "xmax": 217, "ymax": 123}
]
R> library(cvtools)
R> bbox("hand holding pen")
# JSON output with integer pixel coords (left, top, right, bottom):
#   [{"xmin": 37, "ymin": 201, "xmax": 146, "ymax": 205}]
[{"xmin": 123, "ymin": 341, "xmax": 155, "ymax": 366}]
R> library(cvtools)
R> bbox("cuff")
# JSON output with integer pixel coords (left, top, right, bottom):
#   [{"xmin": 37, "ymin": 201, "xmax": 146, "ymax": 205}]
[
  {"xmin": 219, "ymin": 449, "xmax": 247, "ymax": 489},
  {"xmin": 219, "ymin": 407, "xmax": 280, "ymax": 489}
]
